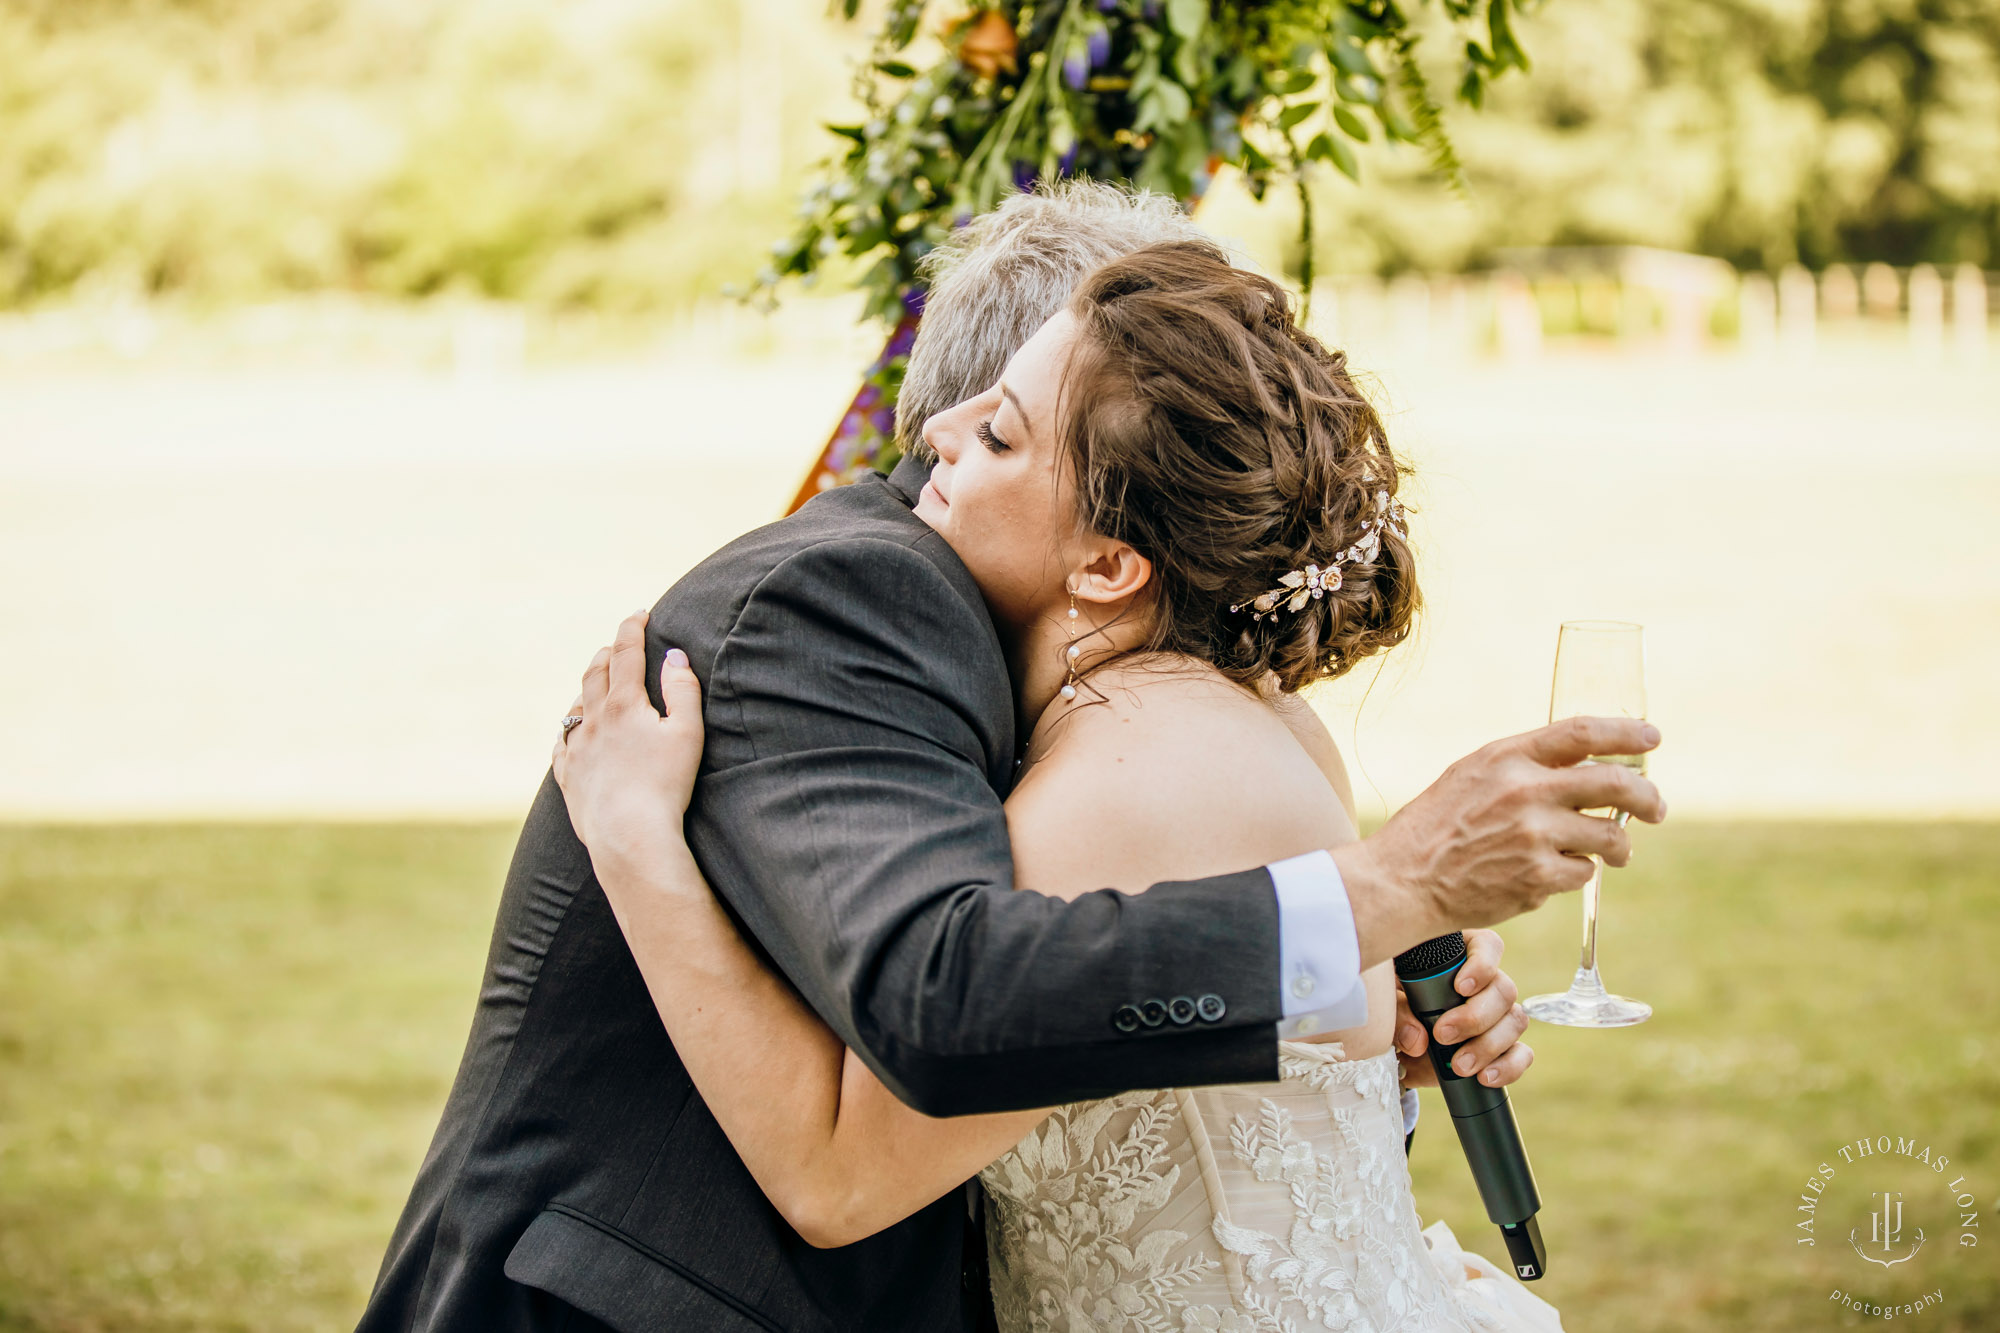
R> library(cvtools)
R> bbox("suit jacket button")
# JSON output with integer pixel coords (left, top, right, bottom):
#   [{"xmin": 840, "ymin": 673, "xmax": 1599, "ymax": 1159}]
[
  {"xmin": 1167, "ymin": 995, "xmax": 1197, "ymax": 1025},
  {"xmin": 1139, "ymin": 998, "xmax": 1169, "ymax": 1027},
  {"xmin": 1196, "ymin": 993, "xmax": 1227, "ymax": 1023},
  {"xmin": 1112, "ymin": 1004, "xmax": 1143, "ymax": 1034}
]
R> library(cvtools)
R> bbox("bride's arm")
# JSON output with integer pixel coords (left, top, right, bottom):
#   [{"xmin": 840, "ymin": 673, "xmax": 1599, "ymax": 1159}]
[
  {"xmin": 555, "ymin": 615, "xmax": 1047, "ymax": 1249},
  {"xmin": 596, "ymin": 835, "xmax": 1047, "ymax": 1248}
]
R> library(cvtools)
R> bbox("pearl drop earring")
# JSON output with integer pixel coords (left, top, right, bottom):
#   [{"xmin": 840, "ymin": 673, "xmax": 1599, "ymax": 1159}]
[{"xmin": 1060, "ymin": 587, "xmax": 1081, "ymax": 702}]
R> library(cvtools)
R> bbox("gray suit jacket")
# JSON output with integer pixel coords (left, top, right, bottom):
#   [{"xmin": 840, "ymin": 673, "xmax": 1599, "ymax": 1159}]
[{"xmin": 359, "ymin": 456, "xmax": 1286, "ymax": 1333}]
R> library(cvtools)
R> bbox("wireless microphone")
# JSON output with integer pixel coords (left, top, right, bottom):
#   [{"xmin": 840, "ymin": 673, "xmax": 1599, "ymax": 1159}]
[{"xmin": 1394, "ymin": 932, "xmax": 1547, "ymax": 1280}]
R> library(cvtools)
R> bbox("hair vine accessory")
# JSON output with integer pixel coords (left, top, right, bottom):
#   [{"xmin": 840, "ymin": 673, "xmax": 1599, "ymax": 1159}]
[{"xmin": 1230, "ymin": 491, "xmax": 1407, "ymax": 623}]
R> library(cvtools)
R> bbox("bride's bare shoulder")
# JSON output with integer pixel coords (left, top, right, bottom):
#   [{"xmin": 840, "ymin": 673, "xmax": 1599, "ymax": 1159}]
[
  {"xmin": 1044, "ymin": 664, "xmax": 1282, "ymax": 763},
  {"xmin": 1005, "ymin": 660, "xmax": 1351, "ymax": 898},
  {"xmin": 1266, "ymin": 687, "xmax": 1358, "ymax": 822}
]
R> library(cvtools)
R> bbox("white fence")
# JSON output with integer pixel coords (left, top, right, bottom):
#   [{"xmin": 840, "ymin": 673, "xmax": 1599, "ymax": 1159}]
[
  {"xmin": 0, "ymin": 252, "xmax": 1990, "ymax": 373},
  {"xmin": 1309, "ymin": 250, "xmax": 1993, "ymax": 363}
]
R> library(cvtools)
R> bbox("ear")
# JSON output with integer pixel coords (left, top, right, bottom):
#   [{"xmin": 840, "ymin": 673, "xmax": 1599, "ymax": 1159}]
[{"xmin": 1071, "ymin": 538, "xmax": 1152, "ymax": 610}]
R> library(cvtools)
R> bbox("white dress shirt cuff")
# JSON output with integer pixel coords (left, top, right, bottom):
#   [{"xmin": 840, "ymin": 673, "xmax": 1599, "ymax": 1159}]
[
  {"xmin": 1401, "ymin": 1089, "xmax": 1421, "ymax": 1139},
  {"xmin": 1269, "ymin": 849, "xmax": 1368, "ymax": 1040}
]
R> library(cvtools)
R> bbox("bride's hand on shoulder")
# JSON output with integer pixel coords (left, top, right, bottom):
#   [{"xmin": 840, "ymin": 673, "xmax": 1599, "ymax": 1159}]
[
  {"xmin": 1392, "ymin": 928, "xmax": 1534, "ymax": 1091},
  {"xmin": 552, "ymin": 610, "xmax": 705, "ymax": 882}
]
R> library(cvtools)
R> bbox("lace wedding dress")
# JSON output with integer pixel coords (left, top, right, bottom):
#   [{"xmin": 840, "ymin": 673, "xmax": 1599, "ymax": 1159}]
[{"xmin": 980, "ymin": 1042, "xmax": 1565, "ymax": 1333}]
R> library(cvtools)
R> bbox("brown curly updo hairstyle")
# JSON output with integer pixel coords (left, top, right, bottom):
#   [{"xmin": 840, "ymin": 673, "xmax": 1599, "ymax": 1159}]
[{"xmin": 1059, "ymin": 240, "xmax": 1418, "ymax": 693}]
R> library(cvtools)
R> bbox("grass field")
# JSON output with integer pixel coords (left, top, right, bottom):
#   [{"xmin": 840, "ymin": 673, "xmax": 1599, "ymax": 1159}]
[{"xmin": 1, "ymin": 820, "xmax": 1995, "ymax": 1332}]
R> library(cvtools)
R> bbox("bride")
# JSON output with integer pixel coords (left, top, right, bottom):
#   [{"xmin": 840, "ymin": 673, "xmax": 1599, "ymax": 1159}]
[{"xmin": 555, "ymin": 240, "xmax": 1563, "ymax": 1332}]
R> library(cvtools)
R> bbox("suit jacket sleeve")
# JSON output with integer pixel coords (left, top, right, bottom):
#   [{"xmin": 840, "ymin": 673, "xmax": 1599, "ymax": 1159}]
[{"xmin": 680, "ymin": 535, "xmax": 1283, "ymax": 1116}]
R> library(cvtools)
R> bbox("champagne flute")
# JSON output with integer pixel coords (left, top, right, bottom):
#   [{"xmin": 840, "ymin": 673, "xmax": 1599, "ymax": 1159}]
[{"xmin": 1521, "ymin": 620, "xmax": 1654, "ymax": 1028}]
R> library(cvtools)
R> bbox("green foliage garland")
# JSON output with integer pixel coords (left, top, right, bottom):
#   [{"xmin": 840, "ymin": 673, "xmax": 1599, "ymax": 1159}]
[
  {"xmin": 763, "ymin": 0, "xmax": 1539, "ymax": 327},
  {"xmin": 765, "ymin": 0, "xmax": 1538, "ymax": 488}
]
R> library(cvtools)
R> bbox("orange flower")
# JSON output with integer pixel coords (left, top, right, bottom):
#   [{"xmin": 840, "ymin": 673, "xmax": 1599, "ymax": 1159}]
[{"xmin": 956, "ymin": 8, "xmax": 1019, "ymax": 79}]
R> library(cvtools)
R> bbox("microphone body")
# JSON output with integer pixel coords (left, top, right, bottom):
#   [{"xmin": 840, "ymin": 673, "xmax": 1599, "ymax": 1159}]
[{"xmin": 1394, "ymin": 933, "xmax": 1548, "ymax": 1281}]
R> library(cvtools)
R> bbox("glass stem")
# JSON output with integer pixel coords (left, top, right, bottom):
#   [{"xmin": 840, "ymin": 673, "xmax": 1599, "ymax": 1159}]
[
  {"xmin": 1576, "ymin": 810, "xmax": 1632, "ymax": 983},
  {"xmin": 1577, "ymin": 857, "xmax": 1603, "ymax": 975}
]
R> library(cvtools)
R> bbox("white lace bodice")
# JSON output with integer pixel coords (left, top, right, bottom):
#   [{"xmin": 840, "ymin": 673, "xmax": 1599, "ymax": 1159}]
[{"xmin": 980, "ymin": 1044, "xmax": 1551, "ymax": 1333}]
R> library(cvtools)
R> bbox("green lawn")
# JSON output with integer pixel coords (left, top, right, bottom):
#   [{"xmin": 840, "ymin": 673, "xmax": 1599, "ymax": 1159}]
[{"xmin": 1, "ymin": 822, "xmax": 1994, "ymax": 1331}]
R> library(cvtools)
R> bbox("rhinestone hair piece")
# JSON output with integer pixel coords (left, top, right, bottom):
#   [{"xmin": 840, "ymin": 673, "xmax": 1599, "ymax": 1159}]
[{"xmin": 1229, "ymin": 491, "xmax": 1406, "ymax": 623}]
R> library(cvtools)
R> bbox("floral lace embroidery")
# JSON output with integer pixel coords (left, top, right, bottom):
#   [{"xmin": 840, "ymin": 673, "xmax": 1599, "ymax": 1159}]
[
  {"xmin": 983, "ymin": 1050, "xmax": 1505, "ymax": 1333},
  {"xmin": 1189, "ymin": 1052, "xmax": 1500, "ymax": 1332},
  {"xmin": 982, "ymin": 1088, "xmax": 1221, "ymax": 1333}
]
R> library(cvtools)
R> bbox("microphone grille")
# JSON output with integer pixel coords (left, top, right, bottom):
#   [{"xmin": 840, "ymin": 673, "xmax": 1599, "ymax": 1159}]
[{"xmin": 1393, "ymin": 932, "xmax": 1468, "ymax": 980}]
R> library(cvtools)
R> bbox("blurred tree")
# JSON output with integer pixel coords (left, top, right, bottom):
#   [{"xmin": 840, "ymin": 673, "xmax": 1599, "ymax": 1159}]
[
  {"xmin": 1295, "ymin": 0, "xmax": 2000, "ymax": 273},
  {"xmin": 0, "ymin": 0, "xmax": 861, "ymax": 310},
  {"xmin": 0, "ymin": 0, "xmax": 1994, "ymax": 311}
]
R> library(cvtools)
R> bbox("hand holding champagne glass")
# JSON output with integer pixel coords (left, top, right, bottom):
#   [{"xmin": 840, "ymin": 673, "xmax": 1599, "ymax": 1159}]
[{"xmin": 1522, "ymin": 620, "xmax": 1654, "ymax": 1028}]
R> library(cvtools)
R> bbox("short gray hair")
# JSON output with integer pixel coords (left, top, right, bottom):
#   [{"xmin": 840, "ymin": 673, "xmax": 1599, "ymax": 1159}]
[{"xmin": 896, "ymin": 179, "xmax": 1212, "ymax": 462}]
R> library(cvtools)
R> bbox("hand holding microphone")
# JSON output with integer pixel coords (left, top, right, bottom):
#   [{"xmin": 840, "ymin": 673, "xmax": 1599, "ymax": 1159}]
[
  {"xmin": 1392, "ymin": 928, "xmax": 1533, "ymax": 1092},
  {"xmin": 1395, "ymin": 931, "xmax": 1548, "ymax": 1281}
]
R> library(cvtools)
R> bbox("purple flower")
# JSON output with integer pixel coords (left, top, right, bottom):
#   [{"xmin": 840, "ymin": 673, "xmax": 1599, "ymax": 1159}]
[
  {"xmin": 829, "ymin": 420, "xmax": 862, "ymax": 470},
  {"xmin": 1058, "ymin": 142, "xmax": 1080, "ymax": 175},
  {"xmin": 871, "ymin": 406, "xmax": 897, "ymax": 434},
  {"xmin": 1012, "ymin": 160, "xmax": 1039, "ymax": 193},
  {"xmin": 1087, "ymin": 28, "xmax": 1110, "ymax": 68},
  {"xmin": 877, "ymin": 309, "xmax": 920, "ymax": 360},
  {"xmin": 1142, "ymin": 0, "xmax": 1160, "ymax": 17},
  {"xmin": 1063, "ymin": 51, "xmax": 1088, "ymax": 90},
  {"xmin": 854, "ymin": 384, "xmax": 881, "ymax": 410},
  {"xmin": 1098, "ymin": 0, "xmax": 1119, "ymax": 11}
]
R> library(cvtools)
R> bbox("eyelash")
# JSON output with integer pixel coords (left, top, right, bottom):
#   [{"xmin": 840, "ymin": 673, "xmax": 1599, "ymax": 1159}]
[{"xmin": 976, "ymin": 419, "xmax": 1011, "ymax": 454}]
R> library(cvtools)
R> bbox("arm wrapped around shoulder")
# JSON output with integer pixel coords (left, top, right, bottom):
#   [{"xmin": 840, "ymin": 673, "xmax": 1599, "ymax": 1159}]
[{"xmin": 685, "ymin": 536, "xmax": 1285, "ymax": 1116}]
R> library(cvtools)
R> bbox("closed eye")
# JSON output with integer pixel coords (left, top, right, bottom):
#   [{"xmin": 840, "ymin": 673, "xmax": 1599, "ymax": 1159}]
[{"xmin": 976, "ymin": 419, "xmax": 1011, "ymax": 454}]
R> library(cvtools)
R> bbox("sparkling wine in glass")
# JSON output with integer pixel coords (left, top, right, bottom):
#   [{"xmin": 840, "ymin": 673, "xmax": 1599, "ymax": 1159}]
[{"xmin": 1521, "ymin": 620, "xmax": 1654, "ymax": 1028}]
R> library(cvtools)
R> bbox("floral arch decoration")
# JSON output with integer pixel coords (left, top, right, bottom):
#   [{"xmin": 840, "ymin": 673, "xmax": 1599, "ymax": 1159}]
[{"xmin": 766, "ymin": 0, "xmax": 1538, "ymax": 513}]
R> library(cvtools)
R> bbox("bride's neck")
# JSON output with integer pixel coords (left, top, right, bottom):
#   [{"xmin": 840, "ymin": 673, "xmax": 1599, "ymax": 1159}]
[{"xmin": 1005, "ymin": 597, "xmax": 1152, "ymax": 750}]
